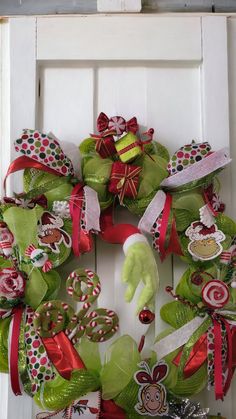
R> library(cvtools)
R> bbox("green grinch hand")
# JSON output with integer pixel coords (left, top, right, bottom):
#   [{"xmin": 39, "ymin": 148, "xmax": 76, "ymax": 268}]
[{"xmin": 122, "ymin": 234, "xmax": 159, "ymax": 313}]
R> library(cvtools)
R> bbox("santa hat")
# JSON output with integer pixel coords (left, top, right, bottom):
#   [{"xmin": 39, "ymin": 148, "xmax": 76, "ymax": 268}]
[
  {"xmin": 39, "ymin": 212, "xmax": 63, "ymax": 231},
  {"xmin": 186, "ymin": 221, "xmax": 225, "ymax": 242},
  {"xmin": 161, "ymin": 141, "xmax": 231, "ymax": 189}
]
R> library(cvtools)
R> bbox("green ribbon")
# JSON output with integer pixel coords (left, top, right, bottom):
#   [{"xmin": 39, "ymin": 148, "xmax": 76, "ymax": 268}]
[{"xmin": 20, "ymin": 176, "xmax": 72, "ymax": 200}]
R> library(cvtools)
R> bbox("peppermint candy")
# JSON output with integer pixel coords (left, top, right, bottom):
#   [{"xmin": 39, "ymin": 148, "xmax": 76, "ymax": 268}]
[
  {"xmin": 202, "ymin": 280, "xmax": 229, "ymax": 309},
  {"xmin": 108, "ymin": 116, "xmax": 126, "ymax": 135}
]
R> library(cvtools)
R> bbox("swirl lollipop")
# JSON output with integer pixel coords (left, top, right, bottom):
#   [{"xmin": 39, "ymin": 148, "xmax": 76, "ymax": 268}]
[
  {"xmin": 201, "ymin": 280, "xmax": 230, "ymax": 309},
  {"xmin": 66, "ymin": 268, "xmax": 119, "ymax": 344}
]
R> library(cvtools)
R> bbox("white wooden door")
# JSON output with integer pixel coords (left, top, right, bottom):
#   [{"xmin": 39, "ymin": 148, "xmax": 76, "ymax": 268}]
[{"xmin": 0, "ymin": 14, "xmax": 235, "ymax": 419}]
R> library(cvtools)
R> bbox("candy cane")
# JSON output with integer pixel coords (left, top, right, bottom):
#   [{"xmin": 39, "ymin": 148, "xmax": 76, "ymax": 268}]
[
  {"xmin": 33, "ymin": 301, "xmax": 77, "ymax": 338},
  {"xmin": 66, "ymin": 269, "xmax": 119, "ymax": 344}
]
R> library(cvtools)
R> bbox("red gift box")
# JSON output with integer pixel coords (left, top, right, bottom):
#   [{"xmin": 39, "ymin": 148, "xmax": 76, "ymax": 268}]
[
  {"xmin": 91, "ymin": 131, "xmax": 117, "ymax": 159},
  {"xmin": 109, "ymin": 161, "xmax": 142, "ymax": 204}
]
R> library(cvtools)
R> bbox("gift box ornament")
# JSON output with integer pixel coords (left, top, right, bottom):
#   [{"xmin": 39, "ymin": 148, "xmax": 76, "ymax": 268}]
[
  {"xmin": 92, "ymin": 131, "xmax": 117, "ymax": 159},
  {"xmin": 115, "ymin": 132, "xmax": 142, "ymax": 163},
  {"xmin": 109, "ymin": 161, "xmax": 141, "ymax": 204}
]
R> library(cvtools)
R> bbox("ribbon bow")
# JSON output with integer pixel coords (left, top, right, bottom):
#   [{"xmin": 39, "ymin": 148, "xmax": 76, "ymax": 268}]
[
  {"xmin": 162, "ymin": 309, "xmax": 236, "ymax": 401},
  {"xmin": 97, "ymin": 112, "xmax": 138, "ymax": 135},
  {"xmin": 3, "ymin": 194, "xmax": 47, "ymax": 209}
]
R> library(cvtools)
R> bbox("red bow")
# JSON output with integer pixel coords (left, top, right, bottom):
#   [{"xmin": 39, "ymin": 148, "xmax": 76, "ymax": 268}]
[
  {"xmin": 97, "ymin": 112, "xmax": 138, "ymax": 135},
  {"xmin": 3, "ymin": 194, "xmax": 47, "ymax": 209},
  {"xmin": 136, "ymin": 364, "xmax": 168, "ymax": 385}
]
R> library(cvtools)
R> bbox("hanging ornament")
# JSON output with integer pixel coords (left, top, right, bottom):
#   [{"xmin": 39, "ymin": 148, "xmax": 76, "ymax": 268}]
[{"xmin": 139, "ymin": 308, "xmax": 155, "ymax": 324}]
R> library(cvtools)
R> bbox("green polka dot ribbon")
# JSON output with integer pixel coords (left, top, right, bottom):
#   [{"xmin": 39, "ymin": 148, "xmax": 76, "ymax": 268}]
[
  {"xmin": 15, "ymin": 129, "xmax": 74, "ymax": 177},
  {"xmin": 24, "ymin": 306, "xmax": 54, "ymax": 395},
  {"xmin": 66, "ymin": 269, "xmax": 119, "ymax": 344},
  {"xmin": 167, "ymin": 141, "xmax": 211, "ymax": 176}
]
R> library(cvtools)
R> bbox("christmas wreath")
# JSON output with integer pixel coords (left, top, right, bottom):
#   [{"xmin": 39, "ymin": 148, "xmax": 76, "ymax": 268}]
[{"xmin": 0, "ymin": 113, "xmax": 234, "ymax": 419}]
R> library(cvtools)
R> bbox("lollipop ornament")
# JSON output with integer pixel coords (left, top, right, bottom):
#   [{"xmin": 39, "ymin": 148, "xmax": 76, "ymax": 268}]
[{"xmin": 201, "ymin": 280, "xmax": 230, "ymax": 309}]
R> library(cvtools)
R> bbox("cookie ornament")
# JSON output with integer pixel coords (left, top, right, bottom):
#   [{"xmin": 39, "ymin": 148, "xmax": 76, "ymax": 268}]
[{"xmin": 186, "ymin": 222, "xmax": 225, "ymax": 261}]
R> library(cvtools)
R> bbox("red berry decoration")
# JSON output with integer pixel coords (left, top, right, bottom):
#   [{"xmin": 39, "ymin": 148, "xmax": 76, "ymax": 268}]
[
  {"xmin": 139, "ymin": 308, "xmax": 155, "ymax": 324},
  {"xmin": 202, "ymin": 280, "xmax": 229, "ymax": 309}
]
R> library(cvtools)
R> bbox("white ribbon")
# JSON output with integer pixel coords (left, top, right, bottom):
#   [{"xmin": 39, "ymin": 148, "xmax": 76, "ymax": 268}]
[
  {"xmin": 138, "ymin": 190, "xmax": 166, "ymax": 234},
  {"xmin": 154, "ymin": 308, "xmax": 236, "ymax": 360},
  {"xmin": 161, "ymin": 148, "xmax": 231, "ymax": 189},
  {"xmin": 84, "ymin": 186, "xmax": 101, "ymax": 232},
  {"xmin": 154, "ymin": 315, "xmax": 208, "ymax": 360}
]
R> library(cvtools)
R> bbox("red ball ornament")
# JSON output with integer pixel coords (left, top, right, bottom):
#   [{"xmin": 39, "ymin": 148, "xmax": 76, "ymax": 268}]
[{"xmin": 139, "ymin": 309, "xmax": 155, "ymax": 324}]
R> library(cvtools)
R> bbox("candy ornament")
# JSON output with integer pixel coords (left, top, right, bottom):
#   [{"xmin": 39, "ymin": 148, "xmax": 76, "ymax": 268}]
[{"xmin": 201, "ymin": 280, "xmax": 230, "ymax": 309}]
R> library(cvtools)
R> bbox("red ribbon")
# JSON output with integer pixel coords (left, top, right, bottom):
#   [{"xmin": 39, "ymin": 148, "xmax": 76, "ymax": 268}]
[
  {"xmin": 173, "ymin": 315, "xmax": 235, "ymax": 400},
  {"xmin": 100, "ymin": 400, "xmax": 126, "ymax": 419},
  {"xmin": 10, "ymin": 306, "xmax": 24, "ymax": 395},
  {"xmin": 69, "ymin": 183, "xmax": 92, "ymax": 257},
  {"xmin": 4, "ymin": 155, "xmax": 61, "ymax": 193},
  {"xmin": 100, "ymin": 206, "xmax": 140, "ymax": 245},
  {"xmin": 42, "ymin": 331, "xmax": 85, "ymax": 380},
  {"xmin": 213, "ymin": 318, "xmax": 224, "ymax": 400},
  {"xmin": 173, "ymin": 334, "xmax": 207, "ymax": 379},
  {"xmin": 158, "ymin": 193, "xmax": 183, "ymax": 261}
]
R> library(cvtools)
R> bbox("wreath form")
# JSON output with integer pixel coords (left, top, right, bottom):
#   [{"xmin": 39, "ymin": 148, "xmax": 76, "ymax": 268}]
[{"xmin": 0, "ymin": 114, "xmax": 234, "ymax": 419}]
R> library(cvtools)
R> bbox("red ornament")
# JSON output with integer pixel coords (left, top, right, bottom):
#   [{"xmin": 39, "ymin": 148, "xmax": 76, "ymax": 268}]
[
  {"xmin": 139, "ymin": 309, "xmax": 155, "ymax": 324},
  {"xmin": 95, "ymin": 134, "xmax": 117, "ymax": 159},
  {"xmin": 109, "ymin": 161, "xmax": 141, "ymax": 204}
]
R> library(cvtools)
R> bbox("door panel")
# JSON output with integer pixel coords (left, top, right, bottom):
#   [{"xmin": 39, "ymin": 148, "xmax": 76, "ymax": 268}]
[{"xmin": 0, "ymin": 15, "xmax": 234, "ymax": 419}]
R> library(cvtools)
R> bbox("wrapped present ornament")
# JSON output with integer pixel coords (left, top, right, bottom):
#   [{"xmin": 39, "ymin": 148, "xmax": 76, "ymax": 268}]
[
  {"xmin": 91, "ymin": 130, "xmax": 117, "ymax": 159},
  {"xmin": 109, "ymin": 161, "xmax": 141, "ymax": 205},
  {"xmin": 115, "ymin": 132, "xmax": 143, "ymax": 163}
]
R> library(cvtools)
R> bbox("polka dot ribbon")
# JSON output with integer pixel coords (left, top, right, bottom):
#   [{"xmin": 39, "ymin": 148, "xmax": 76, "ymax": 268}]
[
  {"xmin": 15, "ymin": 129, "xmax": 74, "ymax": 177},
  {"xmin": 24, "ymin": 306, "xmax": 54, "ymax": 394}
]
